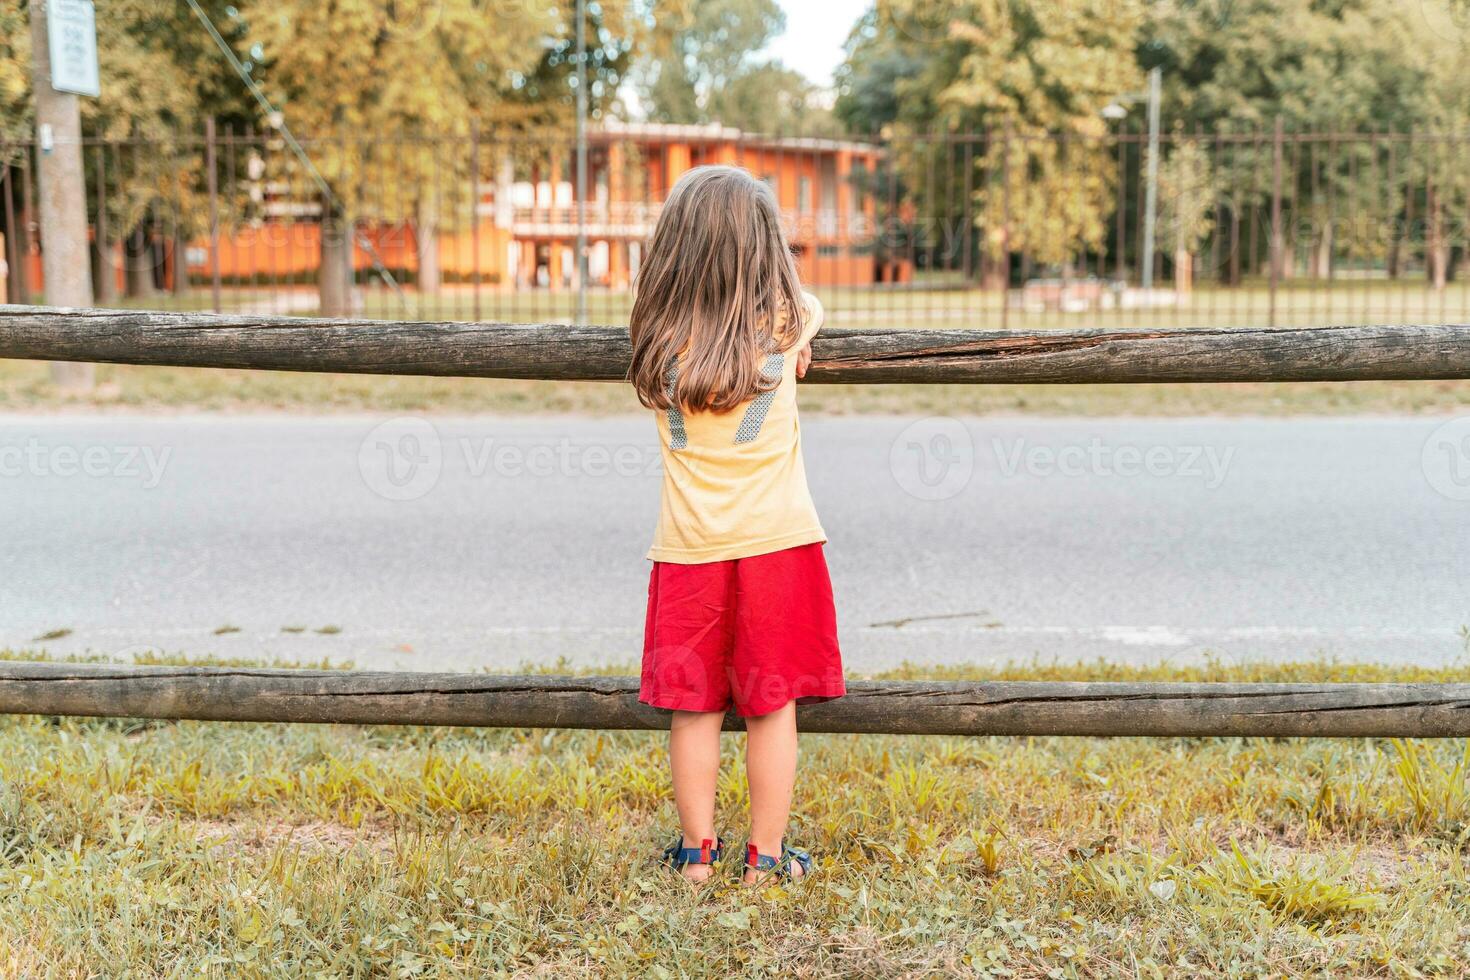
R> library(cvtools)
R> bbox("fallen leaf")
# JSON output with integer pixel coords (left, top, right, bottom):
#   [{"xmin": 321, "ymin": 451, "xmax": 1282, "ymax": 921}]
[{"xmin": 1149, "ymin": 879, "xmax": 1178, "ymax": 902}]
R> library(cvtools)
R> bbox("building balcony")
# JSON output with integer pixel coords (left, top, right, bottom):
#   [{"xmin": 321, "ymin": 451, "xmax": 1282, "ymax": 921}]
[
  {"xmin": 497, "ymin": 202, "xmax": 662, "ymax": 239},
  {"xmin": 487, "ymin": 202, "xmax": 873, "ymax": 243}
]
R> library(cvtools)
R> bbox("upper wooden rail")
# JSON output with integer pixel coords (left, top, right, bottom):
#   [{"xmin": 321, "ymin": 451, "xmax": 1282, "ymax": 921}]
[
  {"xmin": 2, "ymin": 305, "xmax": 1468, "ymax": 383},
  {"xmin": 2, "ymin": 662, "xmax": 1469, "ymax": 737}
]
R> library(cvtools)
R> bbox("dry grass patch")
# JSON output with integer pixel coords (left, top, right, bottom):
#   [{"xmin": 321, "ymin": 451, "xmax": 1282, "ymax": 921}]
[
  {"xmin": 170, "ymin": 815, "xmax": 401, "ymax": 859},
  {"xmin": 6, "ymin": 357, "xmax": 1470, "ymax": 418},
  {"xmin": 0, "ymin": 653, "xmax": 1469, "ymax": 975}
]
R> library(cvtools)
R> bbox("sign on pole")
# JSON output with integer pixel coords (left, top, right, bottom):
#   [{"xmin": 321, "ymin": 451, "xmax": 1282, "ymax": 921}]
[{"xmin": 46, "ymin": 0, "xmax": 99, "ymax": 98}]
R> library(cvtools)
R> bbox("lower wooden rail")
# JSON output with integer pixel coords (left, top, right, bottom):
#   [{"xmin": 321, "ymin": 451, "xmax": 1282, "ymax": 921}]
[{"xmin": 1, "ymin": 662, "xmax": 1467, "ymax": 737}]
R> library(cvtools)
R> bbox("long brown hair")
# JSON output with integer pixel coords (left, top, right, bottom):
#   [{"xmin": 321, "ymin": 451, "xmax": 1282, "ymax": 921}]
[{"xmin": 628, "ymin": 165, "xmax": 806, "ymax": 413}]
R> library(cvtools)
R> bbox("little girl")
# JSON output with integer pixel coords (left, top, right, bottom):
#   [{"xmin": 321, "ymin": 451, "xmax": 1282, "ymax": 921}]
[{"xmin": 629, "ymin": 165, "xmax": 845, "ymax": 884}]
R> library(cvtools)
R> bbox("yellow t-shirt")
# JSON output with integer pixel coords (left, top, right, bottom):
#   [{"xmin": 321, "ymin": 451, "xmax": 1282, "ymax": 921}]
[{"xmin": 646, "ymin": 292, "xmax": 826, "ymax": 564}]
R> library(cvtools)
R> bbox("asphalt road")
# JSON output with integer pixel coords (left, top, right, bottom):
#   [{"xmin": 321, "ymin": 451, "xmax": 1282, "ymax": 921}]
[{"xmin": 3, "ymin": 412, "xmax": 1468, "ymax": 672}]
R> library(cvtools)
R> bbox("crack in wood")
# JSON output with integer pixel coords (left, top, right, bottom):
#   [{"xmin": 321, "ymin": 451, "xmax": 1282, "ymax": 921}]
[
  {"xmin": 856, "ymin": 688, "xmax": 1351, "ymax": 704},
  {"xmin": 1253, "ymin": 701, "xmax": 1470, "ymax": 715},
  {"xmin": 278, "ymin": 686, "xmax": 639, "ymax": 699},
  {"xmin": 848, "ymin": 333, "xmax": 1179, "ymax": 364}
]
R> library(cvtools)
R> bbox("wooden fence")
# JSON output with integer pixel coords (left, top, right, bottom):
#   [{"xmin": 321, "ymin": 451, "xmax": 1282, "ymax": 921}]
[
  {"xmin": 2, "ymin": 305, "xmax": 1469, "ymax": 383},
  {"xmin": 3, "ymin": 305, "xmax": 1469, "ymax": 737},
  {"xmin": 3, "ymin": 663, "xmax": 1470, "ymax": 737}
]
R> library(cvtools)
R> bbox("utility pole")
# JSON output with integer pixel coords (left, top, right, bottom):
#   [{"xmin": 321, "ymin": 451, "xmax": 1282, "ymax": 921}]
[
  {"xmin": 29, "ymin": 0, "xmax": 95, "ymax": 389},
  {"xmin": 1141, "ymin": 66, "xmax": 1161, "ymax": 292},
  {"xmin": 574, "ymin": 0, "xmax": 589, "ymax": 326}
]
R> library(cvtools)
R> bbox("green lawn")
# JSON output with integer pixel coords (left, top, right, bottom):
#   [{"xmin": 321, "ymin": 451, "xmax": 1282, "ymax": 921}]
[
  {"xmin": 1, "ymin": 651, "xmax": 1469, "ymax": 976},
  {"xmin": 5, "ymin": 355, "xmax": 1469, "ymax": 418},
  {"xmin": 119, "ymin": 278, "xmax": 1470, "ymax": 331}
]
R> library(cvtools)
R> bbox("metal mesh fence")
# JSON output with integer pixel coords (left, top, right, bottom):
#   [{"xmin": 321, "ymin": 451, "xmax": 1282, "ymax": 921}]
[{"xmin": 3, "ymin": 122, "xmax": 1469, "ymax": 330}]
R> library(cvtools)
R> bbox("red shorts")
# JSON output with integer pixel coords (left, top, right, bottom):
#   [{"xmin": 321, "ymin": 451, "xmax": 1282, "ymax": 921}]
[{"xmin": 640, "ymin": 542, "xmax": 845, "ymax": 718}]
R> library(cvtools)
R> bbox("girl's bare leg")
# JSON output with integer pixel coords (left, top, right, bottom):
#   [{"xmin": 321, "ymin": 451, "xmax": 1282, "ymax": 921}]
[
  {"xmin": 743, "ymin": 700, "xmax": 804, "ymax": 882},
  {"xmin": 669, "ymin": 709, "xmax": 725, "ymax": 882}
]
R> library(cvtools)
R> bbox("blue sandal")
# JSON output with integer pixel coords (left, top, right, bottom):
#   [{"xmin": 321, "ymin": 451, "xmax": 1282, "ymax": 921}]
[
  {"xmin": 745, "ymin": 843, "xmax": 811, "ymax": 880},
  {"xmin": 663, "ymin": 836, "xmax": 724, "ymax": 872}
]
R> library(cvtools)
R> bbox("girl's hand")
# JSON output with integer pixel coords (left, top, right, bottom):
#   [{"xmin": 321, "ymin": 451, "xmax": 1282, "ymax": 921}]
[{"xmin": 796, "ymin": 342, "xmax": 812, "ymax": 379}]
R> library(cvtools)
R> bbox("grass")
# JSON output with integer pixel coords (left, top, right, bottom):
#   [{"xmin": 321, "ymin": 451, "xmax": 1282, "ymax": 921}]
[
  {"xmin": 127, "ymin": 279, "xmax": 1470, "ymax": 332},
  {"xmin": 6, "ymin": 357, "xmax": 1470, "ymax": 418},
  {"xmin": 1, "ymin": 650, "xmax": 1469, "ymax": 976}
]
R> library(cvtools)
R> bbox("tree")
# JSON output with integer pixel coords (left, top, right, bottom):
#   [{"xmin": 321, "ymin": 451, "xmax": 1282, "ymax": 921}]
[
  {"xmin": 712, "ymin": 63, "xmax": 837, "ymax": 135},
  {"xmin": 838, "ymin": 0, "xmax": 1145, "ymax": 284},
  {"xmin": 238, "ymin": 0, "xmax": 645, "ymax": 307},
  {"xmin": 640, "ymin": 0, "xmax": 781, "ymax": 119},
  {"xmin": 502, "ymin": 1, "xmax": 640, "ymax": 129},
  {"xmin": 0, "ymin": 2, "xmax": 30, "ymax": 302},
  {"xmin": 237, "ymin": 0, "xmax": 557, "ymax": 311},
  {"xmin": 1, "ymin": 0, "xmax": 249, "ymax": 302},
  {"xmin": 0, "ymin": 2, "xmax": 25, "ymax": 140},
  {"xmin": 1155, "ymin": 136, "xmax": 1215, "ymax": 292},
  {"xmin": 1409, "ymin": 9, "xmax": 1470, "ymax": 289},
  {"xmin": 835, "ymin": 0, "xmax": 1470, "ymax": 288},
  {"xmin": 636, "ymin": 0, "xmax": 832, "ymax": 133},
  {"xmin": 1141, "ymin": 0, "xmax": 1455, "ymax": 281},
  {"xmin": 833, "ymin": 7, "xmax": 929, "ymax": 135}
]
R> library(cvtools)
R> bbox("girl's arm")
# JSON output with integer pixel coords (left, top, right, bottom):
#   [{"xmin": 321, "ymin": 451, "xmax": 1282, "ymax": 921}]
[{"xmin": 795, "ymin": 292, "xmax": 825, "ymax": 379}]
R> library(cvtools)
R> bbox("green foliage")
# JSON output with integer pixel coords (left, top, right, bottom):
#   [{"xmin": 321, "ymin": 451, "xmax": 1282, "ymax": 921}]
[
  {"xmin": 1142, "ymin": 0, "xmax": 1470, "ymax": 278},
  {"xmin": 842, "ymin": 0, "xmax": 1146, "ymax": 269},
  {"xmin": 710, "ymin": 62, "xmax": 840, "ymax": 136},
  {"xmin": 0, "ymin": 652, "xmax": 1468, "ymax": 973},
  {"xmin": 237, "ymin": 1, "xmax": 550, "ymax": 220},
  {"xmin": 1196, "ymin": 841, "xmax": 1382, "ymax": 923},
  {"xmin": 1391, "ymin": 738, "xmax": 1470, "ymax": 835},
  {"xmin": 640, "ymin": 0, "xmax": 783, "ymax": 121},
  {"xmin": 0, "ymin": 0, "xmax": 253, "ymax": 279},
  {"xmin": 0, "ymin": 1, "xmax": 28, "ymax": 143},
  {"xmin": 637, "ymin": 0, "xmax": 834, "ymax": 132},
  {"xmin": 840, "ymin": 0, "xmax": 1146, "ymax": 133},
  {"xmin": 1144, "ymin": 0, "xmax": 1445, "ymax": 131},
  {"xmin": 1156, "ymin": 136, "xmax": 1216, "ymax": 259},
  {"xmin": 504, "ymin": 1, "xmax": 640, "ymax": 129},
  {"xmin": 0, "ymin": 0, "xmax": 241, "ymax": 138},
  {"xmin": 833, "ymin": 6, "xmax": 923, "ymax": 135},
  {"xmin": 837, "ymin": 0, "xmax": 1470, "ymax": 279}
]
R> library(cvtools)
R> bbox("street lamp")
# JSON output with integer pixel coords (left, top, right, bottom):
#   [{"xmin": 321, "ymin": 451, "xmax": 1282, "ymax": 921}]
[{"xmin": 1106, "ymin": 67, "xmax": 1162, "ymax": 290}]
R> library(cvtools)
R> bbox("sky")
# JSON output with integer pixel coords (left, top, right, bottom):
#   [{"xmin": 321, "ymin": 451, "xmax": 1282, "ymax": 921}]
[{"xmin": 764, "ymin": 0, "xmax": 873, "ymax": 89}]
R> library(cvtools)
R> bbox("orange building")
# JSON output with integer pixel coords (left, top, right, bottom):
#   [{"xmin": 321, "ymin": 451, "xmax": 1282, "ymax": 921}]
[
  {"xmin": 189, "ymin": 123, "xmax": 895, "ymax": 291},
  {"xmin": 506, "ymin": 122, "xmax": 888, "ymax": 289}
]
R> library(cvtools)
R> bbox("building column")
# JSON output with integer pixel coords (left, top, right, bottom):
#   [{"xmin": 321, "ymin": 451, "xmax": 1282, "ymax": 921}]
[
  {"xmin": 835, "ymin": 150, "xmax": 853, "ymax": 245},
  {"xmin": 520, "ymin": 239, "xmax": 537, "ymax": 287},
  {"xmin": 608, "ymin": 140, "xmax": 625, "ymax": 225},
  {"xmin": 494, "ymin": 151, "xmax": 514, "ymax": 228},
  {"xmin": 609, "ymin": 239, "xmax": 627, "ymax": 289},
  {"xmin": 606, "ymin": 141, "xmax": 628, "ymax": 290},
  {"xmin": 549, "ymin": 151, "xmax": 563, "ymax": 212},
  {"xmin": 665, "ymin": 143, "xmax": 692, "ymax": 194}
]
